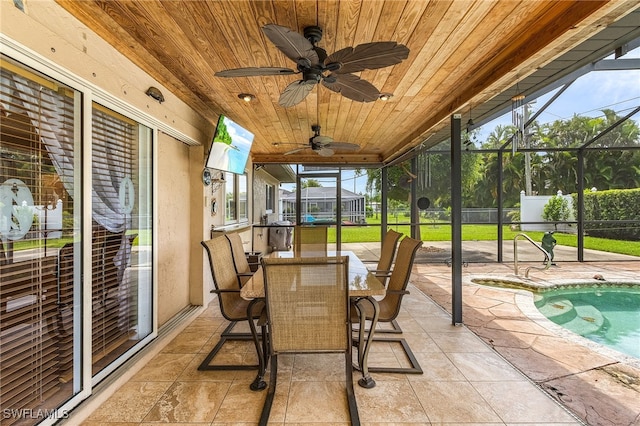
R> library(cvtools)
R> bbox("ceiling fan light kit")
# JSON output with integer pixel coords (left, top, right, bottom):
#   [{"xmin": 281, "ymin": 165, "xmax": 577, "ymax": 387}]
[{"xmin": 215, "ymin": 23, "xmax": 409, "ymax": 108}]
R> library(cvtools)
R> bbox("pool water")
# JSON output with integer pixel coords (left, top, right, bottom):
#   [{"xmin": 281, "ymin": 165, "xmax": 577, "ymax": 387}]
[{"xmin": 534, "ymin": 287, "xmax": 640, "ymax": 359}]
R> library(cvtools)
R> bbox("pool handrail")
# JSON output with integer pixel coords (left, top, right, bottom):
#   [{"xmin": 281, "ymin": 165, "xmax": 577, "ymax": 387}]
[{"xmin": 514, "ymin": 233, "xmax": 552, "ymax": 278}]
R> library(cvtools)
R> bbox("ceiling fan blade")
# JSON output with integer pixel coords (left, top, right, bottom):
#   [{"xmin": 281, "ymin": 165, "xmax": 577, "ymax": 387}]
[
  {"xmin": 284, "ymin": 146, "xmax": 308, "ymax": 155},
  {"xmin": 322, "ymin": 73, "xmax": 380, "ymax": 102},
  {"xmin": 262, "ymin": 24, "xmax": 319, "ymax": 67},
  {"xmin": 317, "ymin": 147, "xmax": 335, "ymax": 157},
  {"xmin": 279, "ymin": 80, "xmax": 315, "ymax": 107},
  {"xmin": 312, "ymin": 135, "xmax": 333, "ymax": 145},
  {"xmin": 326, "ymin": 42, "xmax": 410, "ymax": 74},
  {"xmin": 325, "ymin": 142, "xmax": 359, "ymax": 151},
  {"xmin": 215, "ymin": 67, "xmax": 297, "ymax": 77}
]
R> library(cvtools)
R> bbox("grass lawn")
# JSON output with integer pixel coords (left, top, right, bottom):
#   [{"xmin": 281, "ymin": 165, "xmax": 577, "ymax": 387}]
[
  {"xmin": 11, "ymin": 222, "xmax": 639, "ymax": 258},
  {"xmin": 330, "ymin": 219, "xmax": 640, "ymax": 257}
]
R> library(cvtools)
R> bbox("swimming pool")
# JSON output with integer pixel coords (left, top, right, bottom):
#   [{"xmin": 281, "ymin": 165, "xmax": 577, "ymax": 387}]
[
  {"xmin": 534, "ymin": 286, "xmax": 640, "ymax": 359},
  {"xmin": 471, "ymin": 278, "xmax": 640, "ymax": 360}
]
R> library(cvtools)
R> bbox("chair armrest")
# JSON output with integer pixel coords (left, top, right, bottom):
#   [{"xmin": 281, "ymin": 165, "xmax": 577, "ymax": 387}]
[
  {"xmin": 236, "ymin": 272, "xmax": 254, "ymax": 277},
  {"xmin": 210, "ymin": 288, "xmax": 241, "ymax": 294},
  {"xmin": 368, "ymin": 268, "xmax": 392, "ymax": 275},
  {"xmin": 384, "ymin": 289, "xmax": 410, "ymax": 295}
]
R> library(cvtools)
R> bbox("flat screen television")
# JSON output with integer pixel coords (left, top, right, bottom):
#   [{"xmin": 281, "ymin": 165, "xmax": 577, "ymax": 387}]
[{"xmin": 205, "ymin": 115, "xmax": 254, "ymax": 175}]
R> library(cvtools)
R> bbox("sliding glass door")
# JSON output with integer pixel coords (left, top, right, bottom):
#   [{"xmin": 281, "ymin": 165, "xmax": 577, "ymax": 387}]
[
  {"xmin": 90, "ymin": 104, "xmax": 153, "ymax": 378},
  {"xmin": 1, "ymin": 56, "xmax": 154, "ymax": 423},
  {"xmin": 1, "ymin": 57, "xmax": 82, "ymax": 424}
]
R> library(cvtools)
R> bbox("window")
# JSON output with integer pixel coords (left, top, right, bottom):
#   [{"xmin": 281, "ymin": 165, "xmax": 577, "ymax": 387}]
[
  {"xmin": 224, "ymin": 172, "xmax": 248, "ymax": 224},
  {"xmin": 238, "ymin": 173, "xmax": 247, "ymax": 221},
  {"xmin": 266, "ymin": 183, "xmax": 275, "ymax": 212}
]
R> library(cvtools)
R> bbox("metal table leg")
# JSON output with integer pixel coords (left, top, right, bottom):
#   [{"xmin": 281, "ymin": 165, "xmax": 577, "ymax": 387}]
[{"xmin": 247, "ymin": 298, "xmax": 268, "ymax": 391}]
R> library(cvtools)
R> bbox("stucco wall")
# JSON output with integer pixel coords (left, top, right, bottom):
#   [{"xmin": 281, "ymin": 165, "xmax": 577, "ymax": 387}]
[{"xmin": 157, "ymin": 133, "xmax": 197, "ymax": 324}]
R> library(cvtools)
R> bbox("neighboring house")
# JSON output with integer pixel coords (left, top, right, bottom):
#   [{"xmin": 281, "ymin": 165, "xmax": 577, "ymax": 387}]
[{"xmin": 280, "ymin": 187, "xmax": 365, "ymax": 224}]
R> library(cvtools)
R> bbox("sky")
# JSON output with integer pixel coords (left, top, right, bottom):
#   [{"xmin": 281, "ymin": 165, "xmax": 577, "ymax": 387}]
[
  {"xmin": 287, "ymin": 47, "xmax": 640, "ymax": 195},
  {"xmin": 476, "ymin": 48, "xmax": 640, "ymax": 140}
]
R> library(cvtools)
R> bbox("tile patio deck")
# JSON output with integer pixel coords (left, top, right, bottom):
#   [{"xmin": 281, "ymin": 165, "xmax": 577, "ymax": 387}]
[{"xmin": 72, "ymin": 242, "xmax": 639, "ymax": 425}]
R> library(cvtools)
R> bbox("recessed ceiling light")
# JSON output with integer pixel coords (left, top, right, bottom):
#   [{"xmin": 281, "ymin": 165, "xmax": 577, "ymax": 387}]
[
  {"xmin": 238, "ymin": 93, "xmax": 255, "ymax": 102},
  {"xmin": 379, "ymin": 93, "xmax": 393, "ymax": 101}
]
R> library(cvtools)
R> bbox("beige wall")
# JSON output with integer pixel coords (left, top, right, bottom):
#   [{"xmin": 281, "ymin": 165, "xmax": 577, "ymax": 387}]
[
  {"xmin": 156, "ymin": 133, "xmax": 206, "ymax": 324},
  {"xmin": 1, "ymin": 0, "xmax": 212, "ymax": 324}
]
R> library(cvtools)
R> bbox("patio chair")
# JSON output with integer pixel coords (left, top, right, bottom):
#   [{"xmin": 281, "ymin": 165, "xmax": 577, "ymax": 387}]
[
  {"xmin": 352, "ymin": 236, "xmax": 423, "ymax": 374},
  {"xmin": 199, "ymin": 236, "xmax": 267, "ymax": 374},
  {"xmin": 225, "ymin": 233, "xmax": 257, "ymax": 287},
  {"xmin": 369, "ymin": 229, "xmax": 403, "ymax": 285},
  {"xmin": 367, "ymin": 229, "xmax": 403, "ymax": 333},
  {"xmin": 259, "ymin": 256, "xmax": 359, "ymax": 425},
  {"xmin": 294, "ymin": 225, "xmax": 328, "ymax": 255}
]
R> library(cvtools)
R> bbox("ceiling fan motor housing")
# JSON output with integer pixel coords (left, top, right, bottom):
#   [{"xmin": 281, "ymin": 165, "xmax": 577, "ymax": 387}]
[
  {"xmin": 304, "ymin": 26, "xmax": 323, "ymax": 44},
  {"xmin": 302, "ymin": 68, "xmax": 323, "ymax": 83}
]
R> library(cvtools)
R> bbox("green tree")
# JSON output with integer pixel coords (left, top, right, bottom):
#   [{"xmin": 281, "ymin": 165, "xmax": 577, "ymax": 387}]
[
  {"xmin": 542, "ymin": 194, "xmax": 571, "ymax": 230},
  {"xmin": 301, "ymin": 178, "xmax": 322, "ymax": 188},
  {"xmin": 538, "ymin": 110, "xmax": 640, "ymax": 192}
]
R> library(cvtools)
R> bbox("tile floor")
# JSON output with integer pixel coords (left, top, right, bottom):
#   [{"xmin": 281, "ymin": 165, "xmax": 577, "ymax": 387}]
[{"xmin": 71, "ymin": 241, "xmax": 639, "ymax": 425}]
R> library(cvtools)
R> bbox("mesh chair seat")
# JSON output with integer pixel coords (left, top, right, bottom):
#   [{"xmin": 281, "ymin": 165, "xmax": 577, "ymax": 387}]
[
  {"xmin": 199, "ymin": 236, "xmax": 266, "ymax": 372},
  {"xmin": 351, "ymin": 236, "xmax": 423, "ymax": 375},
  {"xmin": 225, "ymin": 233, "xmax": 256, "ymax": 286},
  {"xmin": 259, "ymin": 255, "xmax": 359, "ymax": 425},
  {"xmin": 371, "ymin": 229, "xmax": 402, "ymax": 283},
  {"xmin": 293, "ymin": 225, "xmax": 328, "ymax": 255}
]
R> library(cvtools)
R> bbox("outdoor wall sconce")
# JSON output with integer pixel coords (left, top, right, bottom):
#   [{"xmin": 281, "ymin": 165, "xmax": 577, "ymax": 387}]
[{"xmin": 145, "ymin": 86, "xmax": 165, "ymax": 103}]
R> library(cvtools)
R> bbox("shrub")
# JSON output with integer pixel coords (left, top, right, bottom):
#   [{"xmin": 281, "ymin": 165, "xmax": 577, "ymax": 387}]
[
  {"xmin": 542, "ymin": 195, "xmax": 570, "ymax": 230},
  {"xmin": 572, "ymin": 188, "xmax": 640, "ymax": 241}
]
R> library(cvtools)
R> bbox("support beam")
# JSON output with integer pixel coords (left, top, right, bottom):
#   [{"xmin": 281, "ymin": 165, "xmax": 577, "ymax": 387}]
[
  {"xmin": 381, "ymin": 167, "xmax": 388, "ymax": 242},
  {"xmin": 450, "ymin": 114, "xmax": 463, "ymax": 325},
  {"xmin": 410, "ymin": 156, "xmax": 420, "ymax": 240}
]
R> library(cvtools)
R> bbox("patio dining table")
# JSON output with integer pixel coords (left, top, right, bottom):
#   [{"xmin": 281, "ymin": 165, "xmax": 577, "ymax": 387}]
[{"xmin": 240, "ymin": 250, "xmax": 385, "ymax": 389}]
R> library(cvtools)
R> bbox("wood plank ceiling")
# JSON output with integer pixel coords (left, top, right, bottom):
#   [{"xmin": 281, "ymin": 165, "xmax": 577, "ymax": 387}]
[{"xmin": 55, "ymin": 0, "xmax": 636, "ymax": 165}]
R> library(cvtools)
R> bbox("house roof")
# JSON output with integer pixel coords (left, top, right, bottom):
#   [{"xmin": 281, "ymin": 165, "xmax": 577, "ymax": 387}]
[{"xmin": 281, "ymin": 186, "xmax": 363, "ymax": 201}]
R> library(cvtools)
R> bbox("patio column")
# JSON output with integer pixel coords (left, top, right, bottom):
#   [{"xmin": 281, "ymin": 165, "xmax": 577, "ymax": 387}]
[{"xmin": 451, "ymin": 114, "xmax": 463, "ymax": 325}]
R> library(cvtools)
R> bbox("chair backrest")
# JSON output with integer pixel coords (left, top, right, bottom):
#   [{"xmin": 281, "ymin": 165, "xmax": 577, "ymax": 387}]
[
  {"xmin": 379, "ymin": 236, "xmax": 423, "ymax": 322},
  {"xmin": 201, "ymin": 236, "xmax": 245, "ymax": 321},
  {"xmin": 294, "ymin": 225, "xmax": 328, "ymax": 255},
  {"xmin": 262, "ymin": 256, "xmax": 349, "ymax": 353},
  {"xmin": 225, "ymin": 233, "xmax": 252, "ymax": 276},
  {"xmin": 376, "ymin": 229, "xmax": 403, "ymax": 279}
]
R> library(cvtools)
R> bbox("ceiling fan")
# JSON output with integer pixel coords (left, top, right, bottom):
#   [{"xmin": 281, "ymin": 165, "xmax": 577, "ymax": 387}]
[
  {"xmin": 214, "ymin": 24, "xmax": 409, "ymax": 107},
  {"xmin": 281, "ymin": 125, "xmax": 359, "ymax": 157}
]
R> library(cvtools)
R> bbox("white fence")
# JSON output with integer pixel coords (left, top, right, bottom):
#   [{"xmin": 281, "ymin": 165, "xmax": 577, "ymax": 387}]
[{"xmin": 520, "ymin": 190, "xmax": 574, "ymax": 232}]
